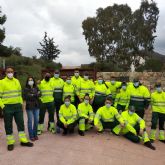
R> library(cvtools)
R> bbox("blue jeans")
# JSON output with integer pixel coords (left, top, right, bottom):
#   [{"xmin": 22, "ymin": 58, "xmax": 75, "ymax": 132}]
[{"xmin": 26, "ymin": 108, "xmax": 39, "ymax": 139}]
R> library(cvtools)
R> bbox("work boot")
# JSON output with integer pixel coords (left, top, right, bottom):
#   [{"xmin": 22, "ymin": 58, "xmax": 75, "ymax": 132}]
[
  {"xmin": 78, "ymin": 130, "xmax": 85, "ymax": 136},
  {"xmin": 144, "ymin": 142, "xmax": 156, "ymax": 150},
  {"xmin": 37, "ymin": 130, "xmax": 42, "ymax": 135},
  {"xmin": 62, "ymin": 130, "xmax": 67, "ymax": 136},
  {"xmin": 150, "ymin": 139, "xmax": 154, "ymax": 143},
  {"xmin": 7, "ymin": 144, "xmax": 14, "ymax": 151},
  {"xmin": 20, "ymin": 142, "xmax": 33, "ymax": 147},
  {"xmin": 159, "ymin": 140, "xmax": 165, "ymax": 143}
]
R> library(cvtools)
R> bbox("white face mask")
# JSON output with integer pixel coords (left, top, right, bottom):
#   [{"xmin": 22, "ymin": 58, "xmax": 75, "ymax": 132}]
[
  {"xmin": 84, "ymin": 99, "xmax": 89, "ymax": 104},
  {"xmin": 98, "ymin": 80, "xmax": 103, "ymax": 84},
  {"xmin": 134, "ymin": 82, "xmax": 139, "ymax": 87},
  {"xmin": 7, "ymin": 73, "xmax": 14, "ymax": 79},
  {"xmin": 28, "ymin": 80, "xmax": 34, "ymax": 86},
  {"xmin": 129, "ymin": 111, "xmax": 134, "ymax": 115},
  {"xmin": 65, "ymin": 101, "xmax": 70, "ymax": 107},
  {"xmin": 156, "ymin": 87, "xmax": 162, "ymax": 93},
  {"xmin": 122, "ymin": 86, "xmax": 126, "ymax": 90},
  {"xmin": 84, "ymin": 76, "xmax": 88, "ymax": 80},
  {"xmin": 66, "ymin": 80, "xmax": 71, "ymax": 84},
  {"xmin": 74, "ymin": 73, "xmax": 79, "ymax": 77},
  {"xmin": 106, "ymin": 103, "xmax": 111, "ymax": 108},
  {"xmin": 54, "ymin": 74, "xmax": 59, "ymax": 78}
]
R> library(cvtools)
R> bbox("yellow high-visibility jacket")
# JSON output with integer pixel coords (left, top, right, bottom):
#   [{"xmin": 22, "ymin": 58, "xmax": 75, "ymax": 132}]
[
  {"xmin": 0, "ymin": 77, "xmax": 23, "ymax": 109},
  {"xmin": 121, "ymin": 111, "xmax": 145, "ymax": 135},
  {"xmin": 78, "ymin": 79, "xmax": 95, "ymax": 99},
  {"xmin": 94, "ymin": 105, "xmax": 124, "ymax": 125},
  {"xmin": 151, "ymin": 91, "xmax": 165, "ymax": 114},
  {"xmin": 114, "ymin": 88, "xmax": 130, "ymax": 109},
  {"xmin": 105, "ymin": 81, "xmax": 121, "ymax": 99},
  {"xmin": 71, "ymin": 76, "xmax": 82, "ymax": 95},
  {"xmin": 59, "ymin": 104, "xmax": 78, "ymax": 125},
  {"xmin": 38, "ymin": 79, "xmax": 54, "ymax": 103},
  {"xmin": 78, "ymin": 102, "xmax": 94, "ymax": 121},
  {"xmin": 63, "ymin": 83, "xmax": 75, "ymax": 102},
  {"xmin": 94, "ymin": 83, "xmax": 111, "ymax": 97}
]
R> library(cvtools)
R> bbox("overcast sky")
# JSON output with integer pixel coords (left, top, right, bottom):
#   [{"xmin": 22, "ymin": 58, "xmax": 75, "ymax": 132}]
[{"xmin": 0, "ymin": 0, "xmax": 165, "ymax": 66}]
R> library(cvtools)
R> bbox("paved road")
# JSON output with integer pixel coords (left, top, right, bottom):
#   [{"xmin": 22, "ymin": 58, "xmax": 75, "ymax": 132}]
[{"xmin": 0, "ymin": 115, "xmax": 165, "ymax": 165}]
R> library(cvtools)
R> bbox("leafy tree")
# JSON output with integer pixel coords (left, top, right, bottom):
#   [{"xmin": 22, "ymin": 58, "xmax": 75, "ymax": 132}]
[
  {"xmin": 0, "ymin": 7, "xmax": 6, "ymax": 45},
  {"xmin": 82, "ymin": 1, "xmax": 159, "ymax": 71},
  {"xmin": 37, "ymin": 32, "xmax": 61, "ymax": 61}
]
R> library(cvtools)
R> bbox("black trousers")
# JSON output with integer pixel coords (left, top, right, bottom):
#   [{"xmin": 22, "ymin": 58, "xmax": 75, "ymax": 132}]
[
  {"xmin": 39, "ymin": 102, "xmax": 55, "ymax": 124},
  {"xmin": 57, "ymin": 120, "xmax": 77, "ymax": 133},
  {"xmin": 54, "ymin": 100, "xmax": 63, "ymax": 121},
  {"xmin": 124, "ymin": 124, "xmax": 141, "ymax": 143},
  {"xmin": 151, "ymin": 112, "xmax": 165, "ymax": 130},
  {"xmin": 135, "ymin": 111, "xmax": 145, "ymax": 119},
  {"xmin": 101, "ymin": 119, "xmax": 119, "ymax": 130}
]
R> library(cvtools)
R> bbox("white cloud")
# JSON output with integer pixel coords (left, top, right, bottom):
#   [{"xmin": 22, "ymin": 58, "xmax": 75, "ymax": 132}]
[{"xmin": 0, "ymin": 0, "xmax": 165, "ymax": 66}]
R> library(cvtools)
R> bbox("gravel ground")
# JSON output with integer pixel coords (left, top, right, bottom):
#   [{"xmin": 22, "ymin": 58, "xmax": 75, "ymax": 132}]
[{"xmin": 0, "ymin": 113, "xmax": 165, "ymax": 165}]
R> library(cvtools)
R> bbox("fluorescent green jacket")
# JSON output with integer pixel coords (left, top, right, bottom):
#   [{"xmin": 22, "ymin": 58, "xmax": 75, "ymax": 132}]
[
  {"xmin": 121, "ymin": 111, "xmax": 145, "ymax": 135},
  {"xmin": 63, "ymin": 83, "xmax": 75, "ymax": 102},
  {"xmin": 94, "ymin": 105, "xmax": 124, "ymax": 125},
  {"xmin": 78, "ymin": 102, "xmax": 94, "ymax": 121},
  {"xmin": 59, "ymin": 104, "xmax": 77, "ymax": 125},
  {"xmin": 0, "ymin": 77, "xmax": 23, "ymax": 109},
  {"xmin": 151, "ymin": 91, "xmax": 165, "ymax": 114},
  {"xmin": 38, "ymin": 79, "xmax": 54, "ymax": 103},
  {"xmin": 114, "ymin": 88, "xmax": 130, "ymax": 108}
]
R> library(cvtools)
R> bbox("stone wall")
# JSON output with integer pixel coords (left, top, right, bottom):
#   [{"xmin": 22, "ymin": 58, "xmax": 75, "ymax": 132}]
[{"xmin": 97, "ymin": 72, "xmax": 165, "ymax": 127}]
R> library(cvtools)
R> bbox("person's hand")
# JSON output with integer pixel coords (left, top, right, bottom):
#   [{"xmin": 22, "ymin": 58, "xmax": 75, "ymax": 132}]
[
  {"xmin": 139, "ymin": 129, "xmax": 144, "ymax": 136},
  {"xmin": 90, "ymin": 99, "xmax": 93, "ymax": 105},
  {"xmin": 120, "ymin": 123, "xmax": 125, "ymax": 128},
  {"xmin": 88, "ymin": 119, "xmax": 92, "ymax": 124},
  {"xmin": 64, "ymin": 124, "xmax": 67, "ymax": 128}
]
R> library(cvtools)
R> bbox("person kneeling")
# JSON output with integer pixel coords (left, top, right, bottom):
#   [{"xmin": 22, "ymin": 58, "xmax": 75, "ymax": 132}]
[
  {"xmin": 94, "ymin": 97, "xmax": 124, "ymax": 135},
  {"xmin": 119, "ymin": 105, "xmax": 155, "ymax": 150},
  {"xmin": 78, "ymin": 94, "xmax": 94, "ymax": 136},
  {"xmin": 57, "ymin": 95, "xmax": 78, "ymax": 136}
]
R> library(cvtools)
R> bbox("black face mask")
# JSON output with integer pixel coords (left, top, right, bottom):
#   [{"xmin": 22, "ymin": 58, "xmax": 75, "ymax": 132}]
[{"xmin": 45, "ymin": 76, "xmax": 50, "ymax": 82}]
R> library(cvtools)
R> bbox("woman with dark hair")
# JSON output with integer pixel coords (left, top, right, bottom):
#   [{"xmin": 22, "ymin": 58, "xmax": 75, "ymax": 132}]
[{"xmin": 23, "ymin": 76, "xmax": 40, "ymax": 141}]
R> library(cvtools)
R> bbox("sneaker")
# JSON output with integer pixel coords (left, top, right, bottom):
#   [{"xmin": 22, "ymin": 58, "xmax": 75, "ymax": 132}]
[
  {"xmin": 97, "ymin": 130, "xmax": 103, "ymax": 134},
  {"xmin": 159, "ymin": 140, "xmax": 165, "ymax": 143},
  {"xmin": 7, "ymin": 144, "xmax": 14, "ymax": 151},
  {"xmin": 150, "ymin": 139, "xmax": 154, "ymax": 143},
  {"xmin": 20, "ymin": 142, "xmax": 33, "ymax": 147},
  {"xmin": 30, "ymin": 138, "xmax": 35, "ymax": 141},
  {"xmin": 62, "ymin": 130, "xmax": 67, "ymax": 136},
  {"xmin": 56, "ymin": 126, "xmax": 61, "ymax": 133},
  {"xmin": 37, "ymin": 130, "xmax": 41, "ymax": 135},
  {"xmin": 78, "ymin": 130, "xmax": 85, "ymax": 136},
  {"xmin": 144, "ymin": 142, "xmax": 156, "ymax": 150}
]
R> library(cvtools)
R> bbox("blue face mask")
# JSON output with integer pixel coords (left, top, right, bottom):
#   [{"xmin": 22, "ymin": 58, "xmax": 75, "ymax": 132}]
[
  {"xmin": 54, "ymin": 74, "xmax": 59, "ymax": 78},
  {"xmin": 156, "ymin": 87, "xmax": 162, "ymax": 93},
  {"xmin": 84, "ymin": 99, "xmax": 89, "ymax": 104},
  {"xmin": 129, "ymin": 111, "xmax": 134, "ymax": 115},
  {"xmin": 66, "ymin": 80, "xmax": 71, "ymax": 84},
  {"xmin": 106, "ymin": 103, "xmax": 111, "ymax": 108},
  {"xmin": 65, "ymin": 101, "xmax": 70, "ymax": 107},
  {"xmin": 134, "ymin": 82, "xmax": 139, "ymax": 87},
  {"xmin": 111, "ymin": 80, "xmax": 115, "ymax": 85},
  {"xmin": 122, "ymin": 86, "xmax": 126, "ymax": 90},
  {"xmin": 98, "ymin": 80, "xmax": 103, "ymax": 84}
]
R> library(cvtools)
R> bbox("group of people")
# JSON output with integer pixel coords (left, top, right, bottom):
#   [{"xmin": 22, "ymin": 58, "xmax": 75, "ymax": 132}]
[{"xmin": 0, "ymin": 67, "xmax": 164, "ymax": 151}]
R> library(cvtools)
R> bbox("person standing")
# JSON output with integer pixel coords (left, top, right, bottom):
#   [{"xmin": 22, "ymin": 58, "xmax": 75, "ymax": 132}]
[
  {"xmin": 63, "ymin": 75, "xmax": 75, "ymax": 105},
  {"xmin": 51, "ymin": 70, "xmax": 64, "ymax": 132},
  {"xmin": 37, "ymin": 72, "xmax": 55, "ymax": 135},
  {"xmin": 71, "ymin": 69, "xmax": 82, "ymax": 107},
  {"xmin": 0, "ymin": 67, "xmax": 33, "ymax": 151},
  {"xmin": 128, "ymin": 78, "xmax": 150, "ymax": 118},
  {"xmin": 78, "ymin": 72, "xmax": 95, "ymax": 105},
  {"xmin": 114, "ymin": 82, "xmax": 130, "ymax": 113},
  {"xmin": 93, "ymin": 76, "xmax": 111, "ymax": 112},
  {"xmin": 23, "ymin": 76, "xmax": 40, "ymax": 141},
  {"xmin": 150, "ymin": 82, "xmax": 165, "ymax": 143}
]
